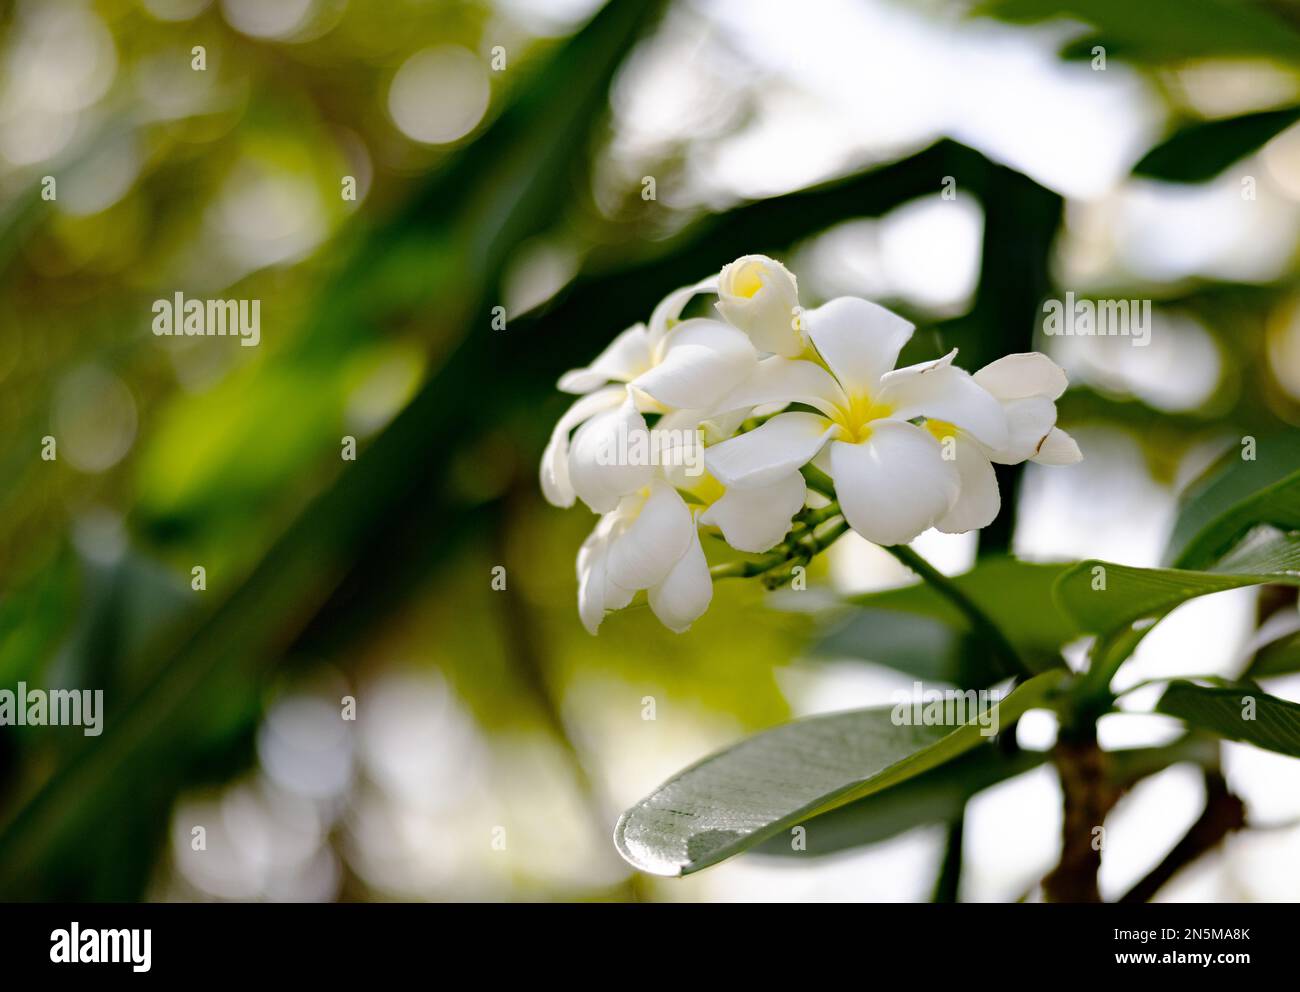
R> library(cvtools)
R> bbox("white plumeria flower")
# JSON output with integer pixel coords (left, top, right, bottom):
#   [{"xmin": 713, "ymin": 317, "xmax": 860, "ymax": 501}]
[
  {"xmin": 716, "ymin": 254, "xmax": 803, "ymax": 357},
  {"xmin": 704, "ymin": 297, "xmax": 1009, "ymax": 546},
  {"xmin": 577, "ymin": 479, "xmax": 712, "ymax": 634},
  {"xmin": 540, "ymin": 278, "xmax": 757, "ymax": 513},
  {"xmin": 923, "ymin": 353, "xmax": 1083, "ymax": 533}
]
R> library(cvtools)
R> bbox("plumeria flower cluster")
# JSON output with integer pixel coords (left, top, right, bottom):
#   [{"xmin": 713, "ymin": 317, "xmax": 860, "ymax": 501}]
[{"xmin": 541, "ymin": 255, "xmax": 1081, "ymax": 634}]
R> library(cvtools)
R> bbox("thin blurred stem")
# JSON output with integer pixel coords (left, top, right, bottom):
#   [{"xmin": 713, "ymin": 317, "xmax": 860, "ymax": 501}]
[
  {"xmin": 883, "ymin": 543, "xmax": 1030, "ymax": 679},
  {"xmin": 931, "ymin": 814, "xmax": 964, "ymax": 903}
]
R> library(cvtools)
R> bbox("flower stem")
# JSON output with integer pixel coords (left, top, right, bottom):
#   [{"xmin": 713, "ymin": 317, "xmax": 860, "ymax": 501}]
[{"xmin": 882, "ymin": 543, "xmax": 1030, "ymax": 679}]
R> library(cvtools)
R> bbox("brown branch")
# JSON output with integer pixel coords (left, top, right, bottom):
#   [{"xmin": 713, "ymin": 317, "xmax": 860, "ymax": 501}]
[
  {"xmin": 1042, "ymin": 732, "xmax": 1121, "ymax": 902},
  {"xmin": 1118, "ymin": 769, "xmax": 1245, "ymax": 904}
]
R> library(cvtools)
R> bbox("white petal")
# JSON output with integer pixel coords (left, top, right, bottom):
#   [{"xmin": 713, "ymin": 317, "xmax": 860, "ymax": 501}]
[
  {"xmin": 648, "ymin": 525, "xmax": 713, "ymax": 633},
  {"xmin": 648, "ymin": 277, "xmax": 719, "ymax": 347},
  {"xmin": 974, "ymin": 352, "xmax": 1068, "ymax": 401},
  {"xmin": 715, "ymin": 254, "xmax": 803, "ymax": 357},
  {"xmin": 712, "ymin": 356, "xmax": 847, "ymax": 419},
  {"xmin": 606, "ymin": 481, "xmax": 694, "ymax": 591},
  {"xmin": 700, "ymin": 473, "xmax": 806, "ymax": 553},
  {"xmin": 558, "ymin": 324, "xmax": 652, "ymax": 393},
  {"xmin": 1032, "ymin": 426, "xmax": 1083, "ymax": 465},
  {"xmin": 878, "ymin": 350, "xmax": 1008, "ymax": 451},
  {"xmin": 990, "ymin": 395, "xmax": 1057, "ymax": 465},
  {"xmin": 576, "ymin": 514, "xmax": 622, "ymax": 634},
  {"xmin": 705, "ymin": 412, "xmax": 838, "ymax": 490},
  {"xmin": 828, "ymin": 422, "xmax": 959, "ymax": 546},
  {"xmin": 568, "ymin": 400, "xmax": 653, "ymax": 513},
  {"xmin": 935, "ymin": 441, "xmax": 1000, "ymax": 534},
  {"xmin": 631, "ymin": 318, "xmax": 756, "ymax": 410},
  {"xmin": 802, "ymin": 296, "xmax": 914, "ymax": 398},
  {"xmin": 539, "ymin": 386, "xmax": 626, "ymax": 507}
]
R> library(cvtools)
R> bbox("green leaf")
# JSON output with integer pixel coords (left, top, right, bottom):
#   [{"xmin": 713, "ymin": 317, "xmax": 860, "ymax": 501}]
[
  {"xmin": 1057, "ymin": 528, "xmax": 1300, "ymax": 635},
  {"xmin": 751, "ymin": 733, "xmax": 1219, "ymax": 859},
  {"xmin": 1157, "ymin": 681, "xmax": 1300, "ymax": 757},
  {"xmin": 613, "ymin": 670, "xmax": 1064, "ymax": 876},
  {"xmin": 1133, "ymin": 106, "xmax": 1300, "ymax": 184},
  {"xmin": 1164, "ymin": 433, "xmax": 1300, "ymax": 569},
  {"xmin": 1246, "ymin": 629, "xmax": 1300, "ymax": 679},
  {"xmin": 975, "ymin": 0, "xmax": 1300, "ymax": 63},
  {"xmin": 828, "ymin": 557, "xmax": 1078, "ymax": 684},
  {"xmin": 752, "ymin": 745, "xmax": 1046, "ymax": 858}
]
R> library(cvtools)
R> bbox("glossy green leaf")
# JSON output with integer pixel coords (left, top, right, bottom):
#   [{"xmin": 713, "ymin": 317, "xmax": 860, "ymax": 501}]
[
  {"xmin": 614, "ymin": 670, "xmax": 1063, "ymax": 876},
  {"xmin": 1057, "ymin": 528, "xmax": 1300, "ymax": 635},
  {"xmin": 1164, "ymin": 433, "xmax": 1300, "ymax": 569},
  {"xmin": 1157, "ymin": 681, "xmax": 1300, "ymax": 757},
  {"xmin": 752, "ymin": 734, "xmax": 1218, "ymax": 859},
  {"xmin": 1134, "ymin": 106, "xmax": 1300, "ymax": 183},
  {"xmin": 753, "ymin": 745, "xmax": 1045, "ymax": 858},
  {"xmin": 1246, "ymin": 629, "xmax": 1300, "ymax": 679}
]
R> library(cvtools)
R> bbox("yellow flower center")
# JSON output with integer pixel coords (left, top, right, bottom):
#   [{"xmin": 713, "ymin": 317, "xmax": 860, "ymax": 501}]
[
  {"xmin": 833, "ymin": 394, "xmax": 895, "ymax": 443},
  {"xmin": 729, "ymin": 262, "xmax": 765, "ymax": 299}
]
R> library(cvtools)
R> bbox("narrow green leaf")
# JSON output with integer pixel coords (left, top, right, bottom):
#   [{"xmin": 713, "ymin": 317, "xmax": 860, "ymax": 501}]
[
  {"xmin": 614, "ymin": 670, "xmax": 1064, "ymax": 876},
  {"xmin": 975, "ymin": 0, "xmax": 1300, "ymax": 63},
  {"xmin": 1164, "ymin": 433, "xmax": 1300, "ymax": 569},
  {"xmin": 1246, "ymin": 629, "xmax": 1300, "ymax": 679},
  {"xmin": 1057, "ymin": 528, "xmax": 1300, "ymax": 635},
  {"xmin": 1157, "ymin": 681, "xmax": 1300, "ymax": 757},
  {"xmin": 1133, "ymin": 106, "xmax": 1300, "ymax": 183}
]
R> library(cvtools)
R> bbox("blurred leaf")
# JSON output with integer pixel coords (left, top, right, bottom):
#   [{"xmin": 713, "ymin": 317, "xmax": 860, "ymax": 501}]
[
  {"xmin": 613, "ymin": 670, "xmax": 1063, "ymax": 876},
  {"xmin": 1164, "ymin": 433, "xmax": 1300, "ymax": 569},
  {"xmin": 0, "ymin": 0, "xmax": 668, "ymax": 899},
  {"xmin": 975, "ymin": 0, "xmax": 1300, "ymax": 63},
  {"xmin": 832, "ymin": 557, "xmax": 1078, "ymax": 681},
  {"xmin": 1247, "ymin": 629, "xmax": 1300, "ymax": 678},
  {"xmin": 1133, "ymin": 106, "xmax": 1300, "ymax": 183},
  {"xmin": 1057, "ymin": 527, "xmax": 1300, "ymax": 635},
  {"xmin": 1157, "ymin": 680, "xmax": 1300, "ymax": 757}
]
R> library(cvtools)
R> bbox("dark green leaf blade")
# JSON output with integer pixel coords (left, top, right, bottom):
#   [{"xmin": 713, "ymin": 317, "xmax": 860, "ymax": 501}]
[
  {"xmin": 614, "ymin": 670, "xmax": 1063, "ymax": 876},
  {"xmin": 1157, "ymin": 681, "xmax": 1300, "ymax": 757},
  {"xmin": 1164, "ymin": 433, "xmax": 1300, "ymax": 569},
  {"xmin": 1133, "ymin": 106, "xmax": 1300, "ymax": 183}
]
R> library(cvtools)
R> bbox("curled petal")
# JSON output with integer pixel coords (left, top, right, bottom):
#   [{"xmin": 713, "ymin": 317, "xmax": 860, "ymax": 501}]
[
  {"xmin": 558, "ymin": 324, "xmax": 652, "ymax": 394},
  {"xmin": 713, "ymin": 356, "xmax": 847, "ymax": 419},
  {"xmin": 828, "ymin": 422, "xmax": 959, "ymax": 546},
  {"xmin": 648, "ymin": 525, "xmax": 713, "ymax": 632},
  {"xmin": 990, "ymin": 395, "xmax": 1057, "ymax": 465},
  {"xmin": 878, "ymin": 350, "xmax": 1008, "ymax": 451},
  {"xmin": 577, "ymin": 514, "xmax": 632, "ymax": 634},
  {"xmin": 802, "ymin": 296, "xmax": 914, "ymax": 399},
  {"xmin": 705, "ymin": 412, "xmax": 838, "ymax": 490},
  {"xmin": 568, "ymin": 400, "xmax": 654, "ymax": 513},
  {"xmin": 648, "ymin": 277, "xmax": 719, "ymax": 347},
  {"xmin": 700, "ymin": 472, "xmax": 807, "ymax": 553},
  {"xmin": 935, "ymin": 440, "xmax": 1001, "ymax": 534},
  {"xmin": 631, "ymin": 318, "xmax": 757, "ymax": 410},
  {"xmin": 974, "ymin": 352, "xmax": 1068, "ymax": 401},
  {"xmin": 1032, "ymin": 426, "xmax": 1083, "ymax": 465},
  {"xmin": 606, "ymin": 481, "xmax": 694, "ymax": 592},
  {"xmin": 715, "ymin": 255, "xmax": 803, "ymax": 357},
  {"xmin": 540, "ymin": 386, "xmax": 626, "ymax": 508}
]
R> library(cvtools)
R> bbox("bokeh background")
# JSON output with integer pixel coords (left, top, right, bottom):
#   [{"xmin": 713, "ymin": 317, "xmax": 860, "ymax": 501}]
[{"xmin": 2, "ymin": 0, "xmax": 1300, "ymax": 902}]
